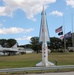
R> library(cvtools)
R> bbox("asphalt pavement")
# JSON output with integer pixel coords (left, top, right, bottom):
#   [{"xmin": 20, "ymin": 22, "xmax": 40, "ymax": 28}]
[{"xmin": 20, "ymin": 72, "xmax": 74, "ymax": 75}]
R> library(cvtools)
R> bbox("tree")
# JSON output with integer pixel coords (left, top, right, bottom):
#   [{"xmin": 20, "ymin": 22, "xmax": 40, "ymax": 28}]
[
  {"xmin": 30, "ymin": 36, "xmax": 74, "ymax": 52},
  {"xmin": 0, "ymin": 39, "xmax": 7, "ymax": 47},
  {"xmin": 7, "ymin": 39, "xmax": 17, "ymax": 47},
  {"xmin": 0, "ymin": 38, "xmax": 17, "ymax": 47},
  {"xmin": 30, "ymin": 37, "xmax": 40, "ymax": 53},
  {"xmin": 65, "ymin": 37, "xmax": 72, "ymax": 48},
  {"xmin": 50, "ymin": 37, "xmax": 63, "ymax": 51}
]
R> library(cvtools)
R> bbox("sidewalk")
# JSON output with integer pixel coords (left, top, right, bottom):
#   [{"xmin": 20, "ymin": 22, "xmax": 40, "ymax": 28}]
[{"xmin": 24, "ymin": 72, "xmax": 74, "ymax": 75}]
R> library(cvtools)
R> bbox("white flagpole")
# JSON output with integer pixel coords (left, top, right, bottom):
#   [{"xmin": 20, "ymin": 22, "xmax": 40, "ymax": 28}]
[
  {"xmin": 63, "ymin": 16, "xmax": 66, "ymax": 52},
  {"xmin": 71, "ymin": 14, "xmax": 74, "ymax": 47}
]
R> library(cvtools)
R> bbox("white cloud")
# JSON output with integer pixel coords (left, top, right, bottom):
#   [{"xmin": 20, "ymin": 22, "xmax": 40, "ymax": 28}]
[
  {"xmin": 0, "ymin": 7, "xmax": 6, "ymax": 16},
  {"xmin": 0, "ymin": 0, "xmax": 56, "ymax": 20},
  {"xmin": 50, "ymin": 10, "xmax": 63, "ymax": 16},
  {"xmin": 66, "ymin": 0, "xmax": 74, "ymax": 8},
  {"xmin": 16, "ymin": 36, "xmax": 32, "ymax": 41},
  {"xmin": 0, "ymin": 27, "xmax": 34, "ymax": 34}
]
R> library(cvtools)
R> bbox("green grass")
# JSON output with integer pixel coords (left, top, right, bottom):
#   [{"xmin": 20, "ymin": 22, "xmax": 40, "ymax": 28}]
[
  {"xmin": 0, "ymin": 52, "xmax": 74, "ymax": 69},
  {"xmin": 48, "ymin": 52, "xmax": 74, "ymax": 65}
]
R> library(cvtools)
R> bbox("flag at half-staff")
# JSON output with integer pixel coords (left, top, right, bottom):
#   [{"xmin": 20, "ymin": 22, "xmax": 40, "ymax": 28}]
[
  {"xmin": 60, "ymin": 35, "xmax": 64, "ymax": 39},
  {"xmin": 55, "ymin": 26, "xmax": 63, "ymax": 33},
  {"xmin": 64, "ymin": 31, "xmax": 72, "ymax": 38},
  {"xmin": 55, "ymin": 26, "xmax": 63, "ymax": 36},
  {"xmin": 59, "ymin": 31, "xmax": 71, "ymax": 39},
  {"xmin": 58, "ymin": 31, "xmax": 63, "ymax": 35}
]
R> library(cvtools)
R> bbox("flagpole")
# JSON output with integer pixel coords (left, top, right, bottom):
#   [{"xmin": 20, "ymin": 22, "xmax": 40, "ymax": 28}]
[
  {"xmin": 63, "ymin": 16, "xmax": 66, "ymax": 52},
  {"xmin": 71, "ymin": 14, "xmax": 74, "ymax": 47}
]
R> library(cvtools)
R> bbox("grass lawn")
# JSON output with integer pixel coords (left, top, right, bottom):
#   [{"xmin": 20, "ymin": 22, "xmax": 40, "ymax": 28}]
[{"xmin": 0, "ymin": 52, "xmax": 74, "ymax": 69}]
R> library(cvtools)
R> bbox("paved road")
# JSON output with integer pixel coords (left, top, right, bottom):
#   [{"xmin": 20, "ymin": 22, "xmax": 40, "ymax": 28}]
[{"xmin": 20, "ymin": 72, "xmax": 74, "ymax": 75}]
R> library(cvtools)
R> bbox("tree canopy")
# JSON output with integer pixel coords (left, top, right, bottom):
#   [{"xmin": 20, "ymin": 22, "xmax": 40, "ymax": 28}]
[
  {"xmin": 30, "ymin": 36, "xmax": 72, "ymax": 52},
  {"xmin": 0, "ymin": 38, "xmax": 17, "ymax": 47}
]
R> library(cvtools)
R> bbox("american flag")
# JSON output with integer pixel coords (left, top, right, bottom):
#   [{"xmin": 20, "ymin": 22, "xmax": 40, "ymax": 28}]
[
  {"xmin": 60, "ymin": 36, "xmax": 64, "ymax": 39},
  {"xmin": 55, "ymin": 26, "xmax": 62, "ymax": 33}
]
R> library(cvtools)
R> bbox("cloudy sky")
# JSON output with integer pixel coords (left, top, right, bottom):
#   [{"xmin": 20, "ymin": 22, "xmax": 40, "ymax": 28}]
[{"xmin": 0, "ymin": 0, "xmax": 74, "ymax": 45}]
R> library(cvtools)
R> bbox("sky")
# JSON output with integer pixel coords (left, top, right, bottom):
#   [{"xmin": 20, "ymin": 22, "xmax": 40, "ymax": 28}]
[{"xmin": 0, "ymin": 0, "xmax": 74, "ymax": 45}]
